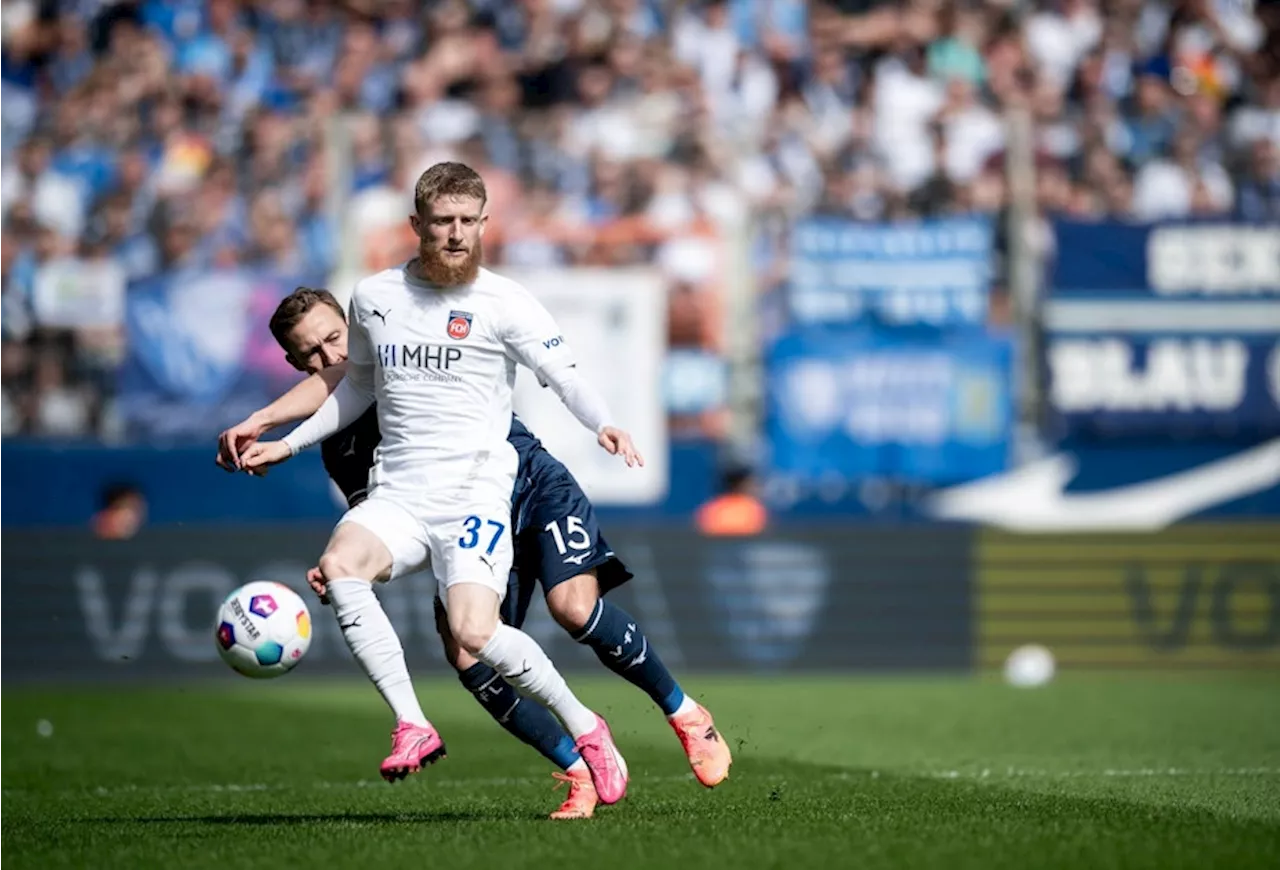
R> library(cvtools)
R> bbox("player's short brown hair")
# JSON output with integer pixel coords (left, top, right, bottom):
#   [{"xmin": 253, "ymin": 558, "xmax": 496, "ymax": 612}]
[
  {"xmin": 413, "ymin": 162, "xmax": 487, "ymax": 215},
  {"xmin": 269, "ymin": 287, "xmax": 346, "ymax": 349}
]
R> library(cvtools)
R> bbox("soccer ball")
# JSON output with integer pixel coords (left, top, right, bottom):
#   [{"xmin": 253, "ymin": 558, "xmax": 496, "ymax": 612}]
[
  {"xmin": 215, "ymin": 581, "xmax": 312, "ymax": 678},
  {"xmin": 1003, "ymin": 644, "xmax": 1056, "ymax": 688}
]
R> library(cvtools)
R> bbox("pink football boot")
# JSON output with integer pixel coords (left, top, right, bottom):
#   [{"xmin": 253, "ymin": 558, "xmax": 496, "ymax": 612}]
[
  {"xmin": 379, "ymin": 720, "xmax": 446, "ymax": 782},
  {"xmin": 573, "ymin": 714, "xmax": 628, "ymax": 804}
]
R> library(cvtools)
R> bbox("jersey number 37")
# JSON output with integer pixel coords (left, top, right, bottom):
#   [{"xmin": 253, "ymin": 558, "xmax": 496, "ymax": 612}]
[{"xmin": 459, "ymin": 516, "xmax": 505, "ymax": 554}]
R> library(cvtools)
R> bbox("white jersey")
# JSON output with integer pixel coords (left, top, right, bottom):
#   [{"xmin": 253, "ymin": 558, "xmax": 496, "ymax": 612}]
[{"xmin": 346, "ymin": 263, "xmax": 576, "ymax": 500}]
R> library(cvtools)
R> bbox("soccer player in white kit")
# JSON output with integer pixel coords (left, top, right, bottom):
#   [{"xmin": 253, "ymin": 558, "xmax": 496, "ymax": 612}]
[{"xmin": 241, "ymin": 163, "xmax": 636, "ymax": 804}]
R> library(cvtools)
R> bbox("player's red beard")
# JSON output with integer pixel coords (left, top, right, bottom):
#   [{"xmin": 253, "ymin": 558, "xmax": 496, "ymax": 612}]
[{"xmin": 417, "ymin": 239, "xmax": 483, "ymax": 287}]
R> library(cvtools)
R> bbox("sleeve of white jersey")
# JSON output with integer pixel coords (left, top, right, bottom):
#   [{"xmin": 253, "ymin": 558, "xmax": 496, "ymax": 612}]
[
  {"xmin": 343, "ymin": 295, "xmax": 377, "ymax": 398},
  {"xmin": 499, "ymin": 285, "xmax": 578, "ymax": 386},
  {"xmin": 499, "ymin": 284, "xmax": 615, "ymax": 435}
]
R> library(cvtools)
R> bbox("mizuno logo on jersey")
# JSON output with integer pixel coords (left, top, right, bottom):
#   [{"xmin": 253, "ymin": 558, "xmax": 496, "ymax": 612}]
[{"xmin": 377, "ymin": 344, "xmax": 462, "ymax": 369}]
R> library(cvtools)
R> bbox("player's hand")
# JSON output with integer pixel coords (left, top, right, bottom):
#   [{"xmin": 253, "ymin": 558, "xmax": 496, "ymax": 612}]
[
  {"xmin": 216, "ymin": 414, "xmax": 269, "ymax": 471},
  {"xmin": 239, "ymin": 440, "xmax": 294, "ymax": 474},
  {"xmin": 306, "ymin": 566, "xmax": 329, "ymax": 606},
  {"xmin": 598, "ymin": 426, "xmax": 644, "ymax": 468}
]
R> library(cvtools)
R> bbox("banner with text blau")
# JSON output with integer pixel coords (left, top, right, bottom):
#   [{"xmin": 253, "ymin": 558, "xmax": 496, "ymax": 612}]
[
  {"xmin": 787, "ymin": 217, "xmax": 994, "ymax": 328},
  {"xmin": 1044, "ymin": 221, "xmax": 1280, "ymax": 440},
  {"xmin": 117, "ymin": 269, "xmax": 306, "ymax": 440},
  {"xmin": 766, "ymin": 327, "xmax": 1013, "ymax": 484}
]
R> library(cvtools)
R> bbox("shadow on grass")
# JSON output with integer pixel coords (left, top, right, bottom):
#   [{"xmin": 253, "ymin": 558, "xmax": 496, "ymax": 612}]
[
  {"xmin": 12, "ymin": 748, "xmax": 1279, "ymax": 869},
  {"xmin": 100, "ymin": 808, "xmax": 539, "ymax": 825}
]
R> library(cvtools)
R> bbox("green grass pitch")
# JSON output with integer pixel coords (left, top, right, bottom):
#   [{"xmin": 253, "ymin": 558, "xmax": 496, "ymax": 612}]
[{"xmin": 4, "ymin": 674, "xmax": 1279, "ymax": 869}]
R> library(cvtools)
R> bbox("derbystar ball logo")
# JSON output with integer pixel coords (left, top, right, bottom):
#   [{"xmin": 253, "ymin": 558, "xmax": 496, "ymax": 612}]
[
  {"xmin": 448, "ymin": 310, "xmax": 472, "ymax": 340},
  {"xmin": 228, "ymin": 599, "xmax": 260, "ymax": 640}
]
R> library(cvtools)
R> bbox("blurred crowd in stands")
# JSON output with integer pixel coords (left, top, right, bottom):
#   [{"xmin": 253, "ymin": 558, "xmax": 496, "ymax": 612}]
[{"xmin": 2, "ymin": 0, "xmax": 1278, "ymax": 439}]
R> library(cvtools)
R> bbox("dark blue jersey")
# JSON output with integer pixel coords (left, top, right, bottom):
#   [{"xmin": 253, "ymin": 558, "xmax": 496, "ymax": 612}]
[
  {"xmin": 320, "ymin": 407, "xmax": 382, "ymax": 507},
  {"xmin": 322, "ymin": 410, "xmax": 542, "ymax": 522}
]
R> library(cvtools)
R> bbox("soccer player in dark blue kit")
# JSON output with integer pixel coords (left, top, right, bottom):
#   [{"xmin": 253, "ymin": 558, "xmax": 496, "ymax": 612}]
[{"xmin": 218, "ymin": 287, "xmax": 731, "ymax": 819}]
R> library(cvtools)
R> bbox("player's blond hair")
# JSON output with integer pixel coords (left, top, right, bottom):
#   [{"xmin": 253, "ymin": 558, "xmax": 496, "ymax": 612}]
[{"xmin": 413, "ymin": 162, "xmax": 487, "ymax": 215}]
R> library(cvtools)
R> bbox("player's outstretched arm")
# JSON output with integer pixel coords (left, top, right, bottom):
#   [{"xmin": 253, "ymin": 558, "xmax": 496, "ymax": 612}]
[
  {"xmin": 499, "ymin": 283, "xmax": 643, "ymax": 467},
  {"xmin": 596, "ymin": 424, "xmax": 644, "ymax": 468},
  {"xmin": 215, "ymin": 365, "xmax": 349, "ymax": 471},
  {"xmin": 240, "ymin": 366, "xmax": 374, "ymax": 474},
  {"xmin": 542, "ymin": 365, "xmax": 644, "ymax": 468},
  {"xmin": 258, "ymin": 364, "xmax": 348, "ymax": 428},
  {"xmin": 276, "ymin": 367, "xmax": 373, "ymax": 458}
]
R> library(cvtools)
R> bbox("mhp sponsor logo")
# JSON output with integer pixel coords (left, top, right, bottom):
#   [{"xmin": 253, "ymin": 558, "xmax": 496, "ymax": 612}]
[{"xmin": 377, "ymin": 344, "xmax": 462, "ymax": 369}]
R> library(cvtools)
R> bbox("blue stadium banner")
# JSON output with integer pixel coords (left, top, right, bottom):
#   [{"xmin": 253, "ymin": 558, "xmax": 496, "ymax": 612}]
[
  {"xmin": 1044, "ymin": 221, "xmax": 1280, "ymax": 439},
  {"xmin": 787, "ymin": 217, "xmax": 994, "ymax": 328},
  {"xmin": 766, "ymin": 327, "xmax": 1014, "ymax": 484},
  {"xmin": 117, "ymin": 269, "xmax": 306, "ymax": 439}
]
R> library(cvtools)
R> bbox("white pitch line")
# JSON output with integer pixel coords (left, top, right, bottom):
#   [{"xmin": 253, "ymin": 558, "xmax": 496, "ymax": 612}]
[
  {"xmin": 4, "ymin": 768, "xmax": 1278, "ymax": 801},
  {"xmin": 836, "ymin": 767, "xmax": 1280, "ymax": 781}
]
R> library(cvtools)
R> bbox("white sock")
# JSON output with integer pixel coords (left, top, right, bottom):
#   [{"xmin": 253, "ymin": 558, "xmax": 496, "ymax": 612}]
[
  {"xmin": 667, "ymin": 695, "xmax": 698, "ymax": 721},
  {"xmin": 567, "ymin": 757, "xmax": 589, "ymax": 774},
  {"xmin": 478, "ymin": 624, "xmax": 597, "ymax": 739},
  {"xmin": 327, "ymin": 578, "xmax": 428, "ymax": 727}
]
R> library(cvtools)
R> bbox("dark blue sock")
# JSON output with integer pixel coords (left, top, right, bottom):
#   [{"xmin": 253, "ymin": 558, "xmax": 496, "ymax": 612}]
[
  {"xmin": 573, "ymin": 600, "xmax": 685, "ymax": 715},
  {"xmin": 458, "ymin": 662, "xmax": 580, "ymax": 770}
]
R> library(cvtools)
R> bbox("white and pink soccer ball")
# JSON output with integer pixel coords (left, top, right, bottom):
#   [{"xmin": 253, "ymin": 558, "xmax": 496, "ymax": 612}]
[{"xmin": 214, "ymin": 581, "xmax": 312, "ymax": 678}]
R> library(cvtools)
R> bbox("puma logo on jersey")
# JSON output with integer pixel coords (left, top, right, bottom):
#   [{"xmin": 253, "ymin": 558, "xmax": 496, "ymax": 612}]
[{"xmin": 370, "ymin": 308, "xmax": 390, "ymax": 325}]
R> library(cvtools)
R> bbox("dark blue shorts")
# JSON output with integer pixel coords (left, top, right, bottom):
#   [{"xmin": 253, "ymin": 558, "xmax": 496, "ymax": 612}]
[{"xmin": 499, "ymin": 452, "xmax": 632, "ymax": 629}]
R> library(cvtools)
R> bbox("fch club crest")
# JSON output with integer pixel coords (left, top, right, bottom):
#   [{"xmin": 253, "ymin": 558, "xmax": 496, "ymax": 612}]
[{"xmin": 447, "ymin": 310, "xmax": 472, "ymax": 340}]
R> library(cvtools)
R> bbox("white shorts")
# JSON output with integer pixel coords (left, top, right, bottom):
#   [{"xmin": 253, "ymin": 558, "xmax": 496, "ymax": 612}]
[{"xmin": 337, "ymin": 482, "xmax": 514, "ymax": 601}]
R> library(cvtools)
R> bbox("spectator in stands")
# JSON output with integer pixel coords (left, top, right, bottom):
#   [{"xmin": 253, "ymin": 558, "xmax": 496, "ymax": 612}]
[
  {"xmin": 92, "ymin": 482, "xmax": 147, "ymax": 541},
  {"xmin": 1237, "ymin": 139, "xmax": 1280, "ymax": 221},
  {"xmin": 1133, "ymin": 126, "xmax": 1234, "ymax": 219},
  {"xmin": 696, "ymin": 461, "xmax": 767, "ymax": 537},
  {"xmin": 1, "ymin": 0, "xmax": 1275, "ymax": 447}
]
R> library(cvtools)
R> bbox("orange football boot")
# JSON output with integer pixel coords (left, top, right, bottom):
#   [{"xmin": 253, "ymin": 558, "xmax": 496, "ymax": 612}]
[
  {"xmin": 670, "ymin": 703, "xmax": 732, "ymax": 787},
  {"xmin": 550, "ymin": 768, "xmax": 598, "ymax": 819}
]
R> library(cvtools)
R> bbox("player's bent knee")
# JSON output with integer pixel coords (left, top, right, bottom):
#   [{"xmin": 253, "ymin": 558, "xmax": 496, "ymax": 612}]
[
  {"xmin": 445, "ymin": 582, "xmax": 502, "ymax": 655},
  {"xmin": 451, "ymin": 623, "xmax": 496, "ymax": 656},
  {"xmin": 547, "ymin": 572, "xmax": 601, "ymax": 632},
  {"xmin": 448, "ymin": 611, "xmax": 498, "ymax": 656},
  {"xmin": 317, "ymin": 550, "xmax": 369, "ymax": 583},
  {"xmin": 319, "ymin": 522, "xmax": 393, "ymax": 582},
  {"xmin": 433, "ymin": 597, "xmax": 475, "ymax": 671}
]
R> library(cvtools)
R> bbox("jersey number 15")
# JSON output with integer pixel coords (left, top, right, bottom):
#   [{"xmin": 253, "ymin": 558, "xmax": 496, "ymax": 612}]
[{"xmin": 545, "ymin": 516, "xmax": 590, "ymax": 554}]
